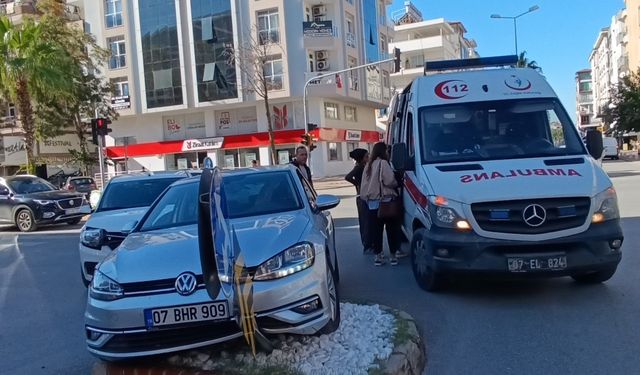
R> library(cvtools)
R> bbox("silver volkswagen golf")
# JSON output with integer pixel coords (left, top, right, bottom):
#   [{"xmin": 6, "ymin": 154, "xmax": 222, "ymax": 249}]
[{"xmin": 85, "ymin": 166, "xmax": 341, "ymax": 360}]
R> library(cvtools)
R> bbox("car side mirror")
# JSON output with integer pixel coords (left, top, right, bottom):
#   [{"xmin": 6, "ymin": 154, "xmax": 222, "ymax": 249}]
[
  {"xmin": 316, "ymin": 195, "xmax": 340, "ymax": 211},
  {"xmin": 391, "ymin": 143, "xmax": 413, "ymax": 171},
  {"xmin": 121, "ymin": 220, "xmax": 138, "ymax": 234},
  {"xmin": 586, "ymin": 130, "xmax": 604, "ymax": 160}
]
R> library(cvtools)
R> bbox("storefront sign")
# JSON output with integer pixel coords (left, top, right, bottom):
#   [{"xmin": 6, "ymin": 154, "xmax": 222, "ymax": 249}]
[
  {"xmin": 111, "ymin": 95, "xmax": 131, "ymax": 110},
  {"xmin": 39, "ymin": 134, "xmax": 97, "ymax": 154},
  {"xmin": 216, "ymin": 108, "xmax": 258, "ymax": 136},
  {"xmin": 303, "ymin": 21, "xmax": 333, "ymax": 37},
  {"xmin": 165, "ymin": 116, "xmax": 183, "ymax": 139},
  {"xmin": 218, "ymin": 111, "xmax": 231, "ymax": 130},
  {"xmin": 365, "ymin": 66, "xmax": 382, "ymax": 102},
  {"xmin": 182, "ymin": 137, "xmax": 224, "ymax": 152},
  {"xmin": 345, "ymin": 130, "xmax": 362, "ymax": 141},
  {"xmin": 1, "ymin": 136, "xmax": 27, "ymax": 166}
]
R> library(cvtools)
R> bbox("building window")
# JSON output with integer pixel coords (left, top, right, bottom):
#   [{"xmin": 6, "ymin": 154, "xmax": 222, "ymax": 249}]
[
  {"xmin": 382, "ymin": 70, "xmax": 390, "ymax": 88},
  {"xmin": 257, "ymin": 9, "xmax": 279, "ymax": 44},
  {"xmin": 111, "ymin": 77, "xmax": 129, "ymax": 97},
  {"xmin": 345, "ymin": 106, "xmax": 357, "ymax": 121},
  {"xmin": 348, "ymin": 56, "xmax": 358, "ymax": 90},
  {"xmin": 105, "ymin": 0, "xmax": 123, "ymax": 28},
  {"xmin": 328, "ymin": 142, "xmax": 342, "ymax": 161},
  {"xmin": 108, "ymin": 36, "xmax": 126, "ymax": 69},
  {"xmin": 192, "ymin": 0, "xmax": 238, "ymax": 102},
  {"xmin": 380, "ymin": 34, "xmax": 387, "ymax": 56},
  {"xmin": 324, "ymin": 102, "xmax": 339, "ymax": 120},
  {"xmin": 580, "ymin": 115, "xmax": 590, "ymax": 125},
  {"xmin": 263, "ymin": 56, "xmax": 283, "ymax": 91},
  {"xmin": 346, "ymin": 13, "xmax": 356, "ymax": 48},
  {"xmin": 8, "ymin": 103, "xmax": 16, "ymax": 118},
  {"xmin": 139, "ymin": 0, "xmax": 183, "ymax": 108}
]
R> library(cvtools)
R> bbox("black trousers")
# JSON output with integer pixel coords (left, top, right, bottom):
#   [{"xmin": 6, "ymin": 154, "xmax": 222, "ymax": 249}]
[
  {"xmin": 356, "ymin": 197, "xmax": 371, "ymax": 249},
  {"xmin": 367, "ymin": 207, "xmax": 402, "ymax": 255}
]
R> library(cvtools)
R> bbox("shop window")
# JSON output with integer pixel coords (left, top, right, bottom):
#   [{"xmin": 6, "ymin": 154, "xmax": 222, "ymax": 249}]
[{"xmin": 328, "ymin": 142, "xmax": 342, "ymax": 161}]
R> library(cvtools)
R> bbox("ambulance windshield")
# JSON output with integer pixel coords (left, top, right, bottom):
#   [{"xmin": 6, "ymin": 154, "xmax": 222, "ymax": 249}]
[{"xmin": 419, "ymin": 99, "xmax": 585, "ymax": 164}]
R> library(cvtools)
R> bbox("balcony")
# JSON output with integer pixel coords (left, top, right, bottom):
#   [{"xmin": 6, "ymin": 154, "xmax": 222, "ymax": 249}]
[
  {"xmin": 303, "ymin": 21, "xmax": 341, "ymax": 50},
  {"xmin": 577, "ymin": 93, "xmax": 593, "ymax": 104},
  {"xmin": 392, "ymin": 36, "xmax": 446, "ymax": 54}
]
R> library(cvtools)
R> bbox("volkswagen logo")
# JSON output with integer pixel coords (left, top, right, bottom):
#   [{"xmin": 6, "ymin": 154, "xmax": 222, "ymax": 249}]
[
  {"xmin": 175, "ymin": 272, "xmax": 197, "ymax": 296},
  {"xmin": 522, "ymin": 204, "xmax": 546, "ymax": 227},
  {"xmin": 69, "ymin": 199, "xmax": 75, "ymax": 206}
]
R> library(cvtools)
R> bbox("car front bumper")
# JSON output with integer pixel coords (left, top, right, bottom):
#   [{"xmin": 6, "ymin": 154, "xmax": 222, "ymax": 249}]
[
  {"xmin": 424, "ymin": 220, "xmax": 624, "ymax": 277},
  {"xmin": 84, "ymin": 256, "xmax": 332, "ymax": 360}
]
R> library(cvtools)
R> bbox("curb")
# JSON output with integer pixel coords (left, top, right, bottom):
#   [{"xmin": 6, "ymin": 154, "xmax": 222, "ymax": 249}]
[
  {"xmin": 378, "ymin": 305, "xmax": 426, "ymax": 375},
  {"xmin": 93, "ymin": 306, "xmax": 426, "ymax": 375}
]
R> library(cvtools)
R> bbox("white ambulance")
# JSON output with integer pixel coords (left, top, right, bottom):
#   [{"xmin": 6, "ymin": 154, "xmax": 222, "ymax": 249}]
[{"xmin": 387, "ymin": 56, "xmax": 624, "ymax": 291}]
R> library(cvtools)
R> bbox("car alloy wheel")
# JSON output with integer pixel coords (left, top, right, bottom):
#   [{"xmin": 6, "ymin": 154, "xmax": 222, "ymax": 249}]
[
  {"xmin": 318, "ymin": 256, "xmax": 341, "ymax": 335},
  {"xmin": 16, "ymin": 209, "xmax": 36, "ymax": 232}
]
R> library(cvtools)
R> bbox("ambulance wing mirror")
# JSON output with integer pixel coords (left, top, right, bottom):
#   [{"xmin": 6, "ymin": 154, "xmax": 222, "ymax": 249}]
[
  {"xmin": 391, "ymin": 143, "xmax": 413, "ymax": 171},
  {"xmin": 585, "ymin": 129, "xmax": 604, "ymax": 160}
]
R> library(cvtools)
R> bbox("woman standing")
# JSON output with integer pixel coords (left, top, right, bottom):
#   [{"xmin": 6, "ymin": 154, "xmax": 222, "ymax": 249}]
[
  {"xmin": 359, "ymin": 142, "xmax": 403, "ymax": 266},
  {"xmin": 345, "ymin": 148, "xmax": 371, "ymax": 253}
]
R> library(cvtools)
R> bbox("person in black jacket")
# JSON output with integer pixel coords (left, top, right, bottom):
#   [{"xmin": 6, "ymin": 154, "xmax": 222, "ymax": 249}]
[
  {"xmin": 345, "ymin": 148, "xmax": 372, "ymax": 253},
  {"xmin": 291, "ymin": 146, "xmax": 313, "ymax": 189}
]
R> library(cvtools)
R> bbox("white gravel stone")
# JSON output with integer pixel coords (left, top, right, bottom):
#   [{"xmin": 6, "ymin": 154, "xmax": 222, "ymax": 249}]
[{"xmin": 175, "ymin": 303, "xmax": 396, "ymax": 375}]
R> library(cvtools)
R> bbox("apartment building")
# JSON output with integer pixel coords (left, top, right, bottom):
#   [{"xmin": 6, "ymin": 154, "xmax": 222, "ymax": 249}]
[
  {"xmin": 0, "ymin": 0, "xmax": 86, "ymax": 176},
  {"xmin": 624, "ymin": 0, "xmax": 640, "ymax": 73},
  {"xmin": 575, "ymin": 69, "xmax": 595, "ymax": 129},
  {"xmin": 88, "ymin": 0, "xmax": 395, "ymax": 178}
]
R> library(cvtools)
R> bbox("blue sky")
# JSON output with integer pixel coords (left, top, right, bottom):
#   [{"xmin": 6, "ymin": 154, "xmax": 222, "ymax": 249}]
[{"xmin": 388, "ymin": 0, "xmax": 624, "ymax": 117}]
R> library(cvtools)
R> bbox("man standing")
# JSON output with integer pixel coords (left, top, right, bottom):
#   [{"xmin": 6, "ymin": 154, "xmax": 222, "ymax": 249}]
[{"xmin": 291, "ymin": 146, "xmax": 313, "ymax": 188}]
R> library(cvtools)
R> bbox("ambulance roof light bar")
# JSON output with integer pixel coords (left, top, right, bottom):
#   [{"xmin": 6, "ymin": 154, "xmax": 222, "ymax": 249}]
[{"xmin": 424, "ymin": 55, "xmax": 519, "ymax": 75}]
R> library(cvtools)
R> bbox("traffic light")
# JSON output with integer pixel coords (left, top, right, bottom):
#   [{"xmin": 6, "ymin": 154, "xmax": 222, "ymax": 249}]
[
  {"xmin": 308, "ymin": 123, "xmax": 319, "ymax": 131},
  {"xmin": 300, "ymin": 133, "xmax": 312, "ymax": 147},
  {"xmin": 393, "ymin": 47, "xmax": 401, "ymax": 73},
  {"xmin": 91, "ymin": 118, "xmax": 113, "ymax": 145},
  {"xmin": 91, "ymin": 119, "xmax": 98, "ymax": 145}
]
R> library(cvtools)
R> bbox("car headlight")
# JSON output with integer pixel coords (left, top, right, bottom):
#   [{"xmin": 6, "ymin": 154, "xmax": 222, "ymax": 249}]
[
  {"xmin": 34, "ymin": 199, "xmax": 54, "ymax": 205},
  {"xmin": 90, "ymin": 270, "xmax": 124, "ymax": 301},
  {"xmin": 80, "ymin": 228, "xmax": 105, "ymax": 249},
  {"xmin": 428, "ymin": 196, "xmax": 471, "ymax": 230},
  {"xmin": 592, "ymin": 187, "xmax": 620, "ymax": 223},
  {"xmin": 253, "ymin": 243, "xmax": 315, "ymax": 281}
]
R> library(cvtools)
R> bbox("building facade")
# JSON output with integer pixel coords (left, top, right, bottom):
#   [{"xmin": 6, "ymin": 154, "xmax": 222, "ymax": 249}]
[
  {"xmin": 575, "ymin": 69, "xmax": 595, "ymax": 129},
  {"xmin": 88, "ymin": 0, "xmax": 395, "ymax": 178},
  {"xmin": 589, "ymin": 28, "xmax": 612, "ymax": 124},
  {"xmin": 0, "ymin": 0, "xmax": 87, "ymax": 176}
]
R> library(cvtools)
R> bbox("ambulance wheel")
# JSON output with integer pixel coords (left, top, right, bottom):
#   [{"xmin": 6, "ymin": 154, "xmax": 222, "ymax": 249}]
[{"xmin": 411, "ymin": 228, "xmax": 445, "ymax": 292}]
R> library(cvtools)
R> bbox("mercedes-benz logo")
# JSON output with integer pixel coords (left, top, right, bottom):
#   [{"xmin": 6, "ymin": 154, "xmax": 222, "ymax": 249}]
[
  {"xmin": 175, "ymin": 272, "xmax": 197, "ymax": 296},
  {"xmin": 522, "ymin": 204, "xmax": 546, "ymax": 227}
]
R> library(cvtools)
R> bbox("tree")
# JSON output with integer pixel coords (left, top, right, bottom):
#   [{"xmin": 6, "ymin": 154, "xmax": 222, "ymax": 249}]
[
  {"xmin": 516, "ymin": 50, "xmax": 542, "ymax": 72},
  {"xmin": 605, "ymin": 70, "xmax": 640, "ymax": 133},
  {"xmin": 0, "ymin": 17, "xmax": 74, "ymax": 172},
  {"xmin": 34, "ymin": 0, "xmax": 117, "ymax": 175},
  {"xmin": 223, "ymin": 27, "xmax": 283, "ymax": 165}
]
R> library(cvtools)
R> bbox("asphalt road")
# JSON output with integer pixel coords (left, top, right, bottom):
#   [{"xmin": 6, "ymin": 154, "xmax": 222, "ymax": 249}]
[{"xmin": 1, "ymin": 160, "xmax": 639, "ymax": 374}]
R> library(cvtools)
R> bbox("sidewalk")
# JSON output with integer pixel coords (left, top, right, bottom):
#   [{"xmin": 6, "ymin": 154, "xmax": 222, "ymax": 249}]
[{"xmin": 313, "ymin": 175, "xmax": 351, "ymax": 190}]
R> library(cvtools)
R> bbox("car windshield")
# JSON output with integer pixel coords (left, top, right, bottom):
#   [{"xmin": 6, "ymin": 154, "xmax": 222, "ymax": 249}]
[
  {"xmin": 419, "ymin": 99, "xmax": 586, "ymax": 164},
  {"xmin": 7, "ymin": 177, "xmax": 56, "ymax": 194},
  {"xmin": 71, "ymin": 178, "xmax": 94, "ymax": 186},
  {"xmin": 97, "ymin": 177, "xmax": 182, "ymax": 212},
  {"xmin": 140, "ymin": 182, "xmax": 198, "ymax": 232},
  {"xmin": 222, "ymin": 171, "xmax": 303, "ymax": 219}
]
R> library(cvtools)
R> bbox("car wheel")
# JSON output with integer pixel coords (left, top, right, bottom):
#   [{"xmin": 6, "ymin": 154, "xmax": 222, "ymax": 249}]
[
  {"xmin": 318, "ymin": 256, "xmax": 341, "ymax": 335},
  {"xmin": 15, "ymin": 209, "xmax": 37, "ymax": 232},
  {"xmin": 571, "ymin": 266, "xmax": 617, "ymax": 284},
  {"xmin": 411, "ymin": 228, "xmax": 445, "ymax": 292},
  {"xmin": 67, "ymin": 218, "xmax": 82, "ymax": 225},
  {"xmin": 81, "ymin": 268, "xmax": 91, "ymax": 288}
]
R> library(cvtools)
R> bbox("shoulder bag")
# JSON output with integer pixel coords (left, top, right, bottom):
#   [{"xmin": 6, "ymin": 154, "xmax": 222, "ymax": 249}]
[{"xmin": 377, "ymin": 160, "xmax": 403, "ymax": 219}]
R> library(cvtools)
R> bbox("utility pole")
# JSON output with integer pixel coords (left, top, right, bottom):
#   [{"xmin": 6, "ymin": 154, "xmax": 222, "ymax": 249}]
[{"xmin": 95, "ymin": 107, "xmax": 106, "ymax": 190}]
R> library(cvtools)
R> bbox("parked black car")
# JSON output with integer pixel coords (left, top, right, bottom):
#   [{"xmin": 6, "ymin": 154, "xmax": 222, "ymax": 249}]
[{"xmin": 0, "ymin": 175, "xmax": 91, "ymax": 232}]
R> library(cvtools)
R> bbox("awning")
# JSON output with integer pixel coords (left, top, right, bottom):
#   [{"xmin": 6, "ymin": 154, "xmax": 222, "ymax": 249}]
[{"xmin": 105, "ymin": 128, "xmax": 382, "ymax": 158}]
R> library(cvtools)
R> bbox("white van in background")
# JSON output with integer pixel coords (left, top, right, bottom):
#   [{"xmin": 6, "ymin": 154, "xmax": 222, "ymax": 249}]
[
  {"xmin": 603, "ymin": 137, "xmax": 619, "ymax": 160},
  {"xmin": 387, "ymin": 56, "xmax": 624, "ymax": 291}
]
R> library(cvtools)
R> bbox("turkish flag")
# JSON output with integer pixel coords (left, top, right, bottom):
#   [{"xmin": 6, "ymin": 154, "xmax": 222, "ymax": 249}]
[{"xmin": 335, "ymin": 74, "xmax": 343, "ymax": 89}]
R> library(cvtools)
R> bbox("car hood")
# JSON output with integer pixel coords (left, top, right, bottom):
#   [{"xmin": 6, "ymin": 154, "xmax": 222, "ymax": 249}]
[
  {"xmin": 99, "ymin": 212, "xmax": 311, "ymax": 283},
  {"xmin": 228, "ymin": 211, "xmax": 311, "ymax": 267},
  {"xmin": 421, "ymin": 156, "xmax": 611, "ymax": 204},
  {"xmin": 22, "ymin": 191, "xmax": 84, "ymax": 200},
  {"xmin": 100, "ymin": 225, "xmax": 200, "ymax": 284},
  {"xmin": 86, "ymin": 207, "xmax": 148, "ymax": 232}
]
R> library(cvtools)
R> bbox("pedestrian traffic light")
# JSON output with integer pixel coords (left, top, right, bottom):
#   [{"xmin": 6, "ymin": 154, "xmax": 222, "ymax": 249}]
[
  {"xmin": 393, "ymin": 47, "xmax": 401, "ymax": 73},
  {"xmin": 308, "ymin": 123, "xmax": 319, "ymax": 131}
]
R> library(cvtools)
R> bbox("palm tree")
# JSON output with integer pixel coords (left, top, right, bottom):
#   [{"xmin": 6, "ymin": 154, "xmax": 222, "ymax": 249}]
[
  {"xmin": 0, "ymin": 17, "xmax": 73, "ymax": 172},
  {"xmin": 516, "ymin": 51, "xmax": 542, "ymax": 72}
]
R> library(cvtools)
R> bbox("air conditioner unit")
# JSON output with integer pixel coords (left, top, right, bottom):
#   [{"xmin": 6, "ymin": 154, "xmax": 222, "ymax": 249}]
[
  {"xmin": 316, "ymin": 60, "xmax": 330, "ymax": 71},
  {"xmin": 315, "ymin": 50, "xmax": 328, "ymax": 60},
  {"xmin": 312, "ymin": 6, "xmax": 327, "ymax": 16}
]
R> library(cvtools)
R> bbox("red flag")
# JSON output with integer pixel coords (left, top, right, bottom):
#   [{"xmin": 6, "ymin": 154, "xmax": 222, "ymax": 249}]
[{"xmin": 335, "ymin": 74, "xmax": 343, "ymax": 89}]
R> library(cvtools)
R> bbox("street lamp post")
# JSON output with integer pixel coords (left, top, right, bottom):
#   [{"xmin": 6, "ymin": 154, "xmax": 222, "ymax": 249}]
[{"xmin": 490, "ymin": 5, "xmax": 539, "ymax": 55}]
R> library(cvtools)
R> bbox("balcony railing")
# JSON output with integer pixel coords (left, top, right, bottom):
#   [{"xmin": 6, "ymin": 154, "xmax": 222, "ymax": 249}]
[
  {"xmin": 346, "ymin": 32, "xmax": 356, "ymax": 48},
  {"xmin": 578, "ymin": 93, "xmax": 593, "ymax": 103}
]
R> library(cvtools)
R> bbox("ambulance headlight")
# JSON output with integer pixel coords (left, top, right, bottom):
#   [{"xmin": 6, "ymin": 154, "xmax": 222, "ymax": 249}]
[
  {"xmin": 592, "ymin": 187, "xmax": 619, "ymax": 223},
  {"xmin": 429, "ymin": 196, "xmax": 470, "ymax": 230}
]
